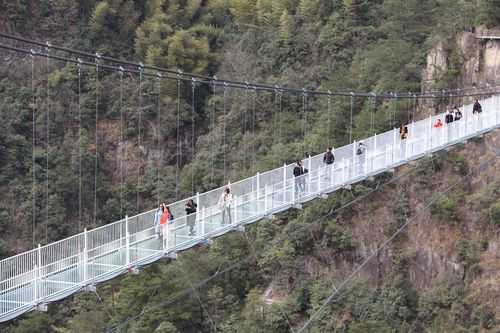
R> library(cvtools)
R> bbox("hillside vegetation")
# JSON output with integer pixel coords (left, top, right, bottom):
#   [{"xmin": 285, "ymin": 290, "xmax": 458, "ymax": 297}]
[{"xmin": 2, "ymin": 0, "xmax": 500, "ymax": 332}]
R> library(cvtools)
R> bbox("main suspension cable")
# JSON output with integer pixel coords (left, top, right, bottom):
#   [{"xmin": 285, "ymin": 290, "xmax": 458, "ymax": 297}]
[
  {"xmin": 0, "ymin": 33, "xmax": 492, "ymax": 99},
  {"xmin": 1, "ymin": 42, "xmax": 499, "ymax": 100}
]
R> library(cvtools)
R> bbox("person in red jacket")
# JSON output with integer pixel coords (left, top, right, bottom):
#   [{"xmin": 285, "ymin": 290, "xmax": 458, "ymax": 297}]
[
  {"xmin": 434, "ymin": 118, "xmax": 443, "ymax": 128},
  {"xmin": 159, "ymin": 203, "xmax": 174, "ymax": 230}
]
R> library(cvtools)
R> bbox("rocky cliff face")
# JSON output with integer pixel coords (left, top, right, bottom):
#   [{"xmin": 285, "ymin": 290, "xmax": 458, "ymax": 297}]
[
  {"xmin": 352, "ymin": 130, "xmax": 500, "ymax": 300},
  {"xmin": 423, "ymin": 27, "xmax": 500, "ymax": 92}
]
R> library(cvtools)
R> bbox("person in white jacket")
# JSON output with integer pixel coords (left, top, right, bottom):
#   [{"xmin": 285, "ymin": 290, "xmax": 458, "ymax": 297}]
[{"xmin": 218, "ymin": 187, "xmax": 233, "ymax": 225}]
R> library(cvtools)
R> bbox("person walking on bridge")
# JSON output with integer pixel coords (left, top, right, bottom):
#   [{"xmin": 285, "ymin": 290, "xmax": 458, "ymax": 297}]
[
  {"xmin": 356, "ymin": 142, "xmax": 366, "ymax": 174},
  {"xmin": 154, "ymin": 204, "xmax": 163, "ymax": 236},
  {"xmin": 323, "ymin": 147, "xmax": 335, "ymax": 182},
  {"xmin": 185, "ymin": 199, "xmax": 197, "ymax": 236},
  {"xmin": 473, "ymin": 99, "xmax": 482, "ymax": 114},
  {"xmin": 399, "ymin": 124, "xmax": 408, "ymax": 140},
  {"xmin": 454, "ymin": 106, "xmax": 462, "ymax": 121},
  {"xmin": 445, "ymin": 109, "xmax": 454, "ymax": 124},
  {"xmin": 159, "ymin": 204, "xmax": 174, "ymax": 239},
  {"xmin": 433, "ymin": 118, "xmax": 443, "ymax": 128},
  {"xmin": 218, "ymin": 187, "xmax": 233, "ymax": 225},
  {"xmin": 293, "ymin": 160, "xmax": 307, "ymax": 196}
]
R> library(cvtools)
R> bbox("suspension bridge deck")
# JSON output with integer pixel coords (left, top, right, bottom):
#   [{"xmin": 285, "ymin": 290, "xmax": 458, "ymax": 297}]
[{"xmin": 0, "ymin": 96, "xmax": 499, "ymax": 322}]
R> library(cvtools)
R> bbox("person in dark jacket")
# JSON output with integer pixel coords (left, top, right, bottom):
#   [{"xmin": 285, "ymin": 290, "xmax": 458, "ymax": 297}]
[
  {"xmin": 454, "ymin": 106, "xmax": 462, "ymax": 121},
  {"xmin": 445, "ymin": 109, "xmax": 454, "ymax": 124},
  {"xmin": 473, "ymin": 99, "xmax": 482, "ymax": 114},
  {"xmin": 356, "ymin": 142, "xmax": 366, "ymax": 174},
  {"xmin": 399, "ymin": 124, "xmax": 408, "ymax": 140},
  {"xmin": 293, "ymin": 160, "xmax": 307, "ymax": 195},
  {"xmin": 323, "ymin": 147, "xmax": 335, "ymax": 182},
  {"xmin": 323, "ymin": 147, "xmax": 335, "ymax": 165},
  {"xmin": 185, "ymin": 199, "xmax": 197, "ymax": 236}
]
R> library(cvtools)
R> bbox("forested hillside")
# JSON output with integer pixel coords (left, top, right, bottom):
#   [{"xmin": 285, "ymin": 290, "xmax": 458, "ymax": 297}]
[{"xmin": 2, "ymin": 0, "xmax": 500, "ymax": 332}]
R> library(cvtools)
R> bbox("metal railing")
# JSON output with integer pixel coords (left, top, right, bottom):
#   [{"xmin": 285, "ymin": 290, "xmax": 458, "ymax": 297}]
[{"xmin": 0, "ymin": 95, "xmax": 499, "ymax": 322}]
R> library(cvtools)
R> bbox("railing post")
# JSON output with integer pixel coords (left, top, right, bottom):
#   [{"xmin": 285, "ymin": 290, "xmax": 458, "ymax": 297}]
[
  {"xmin": 364, "ymin": 147, "xmax": 368, "ymax": 174},
  {"xmin": 256, "ymin": 172, "xmax": 260, "ymax": 201},
  {"xmin": 392, "ymin": 129, "xmax": 397, "ymax": 162},
  {"xmin": 33, "ymin": 264, "xmax": 38, "ymax": 304},
  {"xmin": 125, "ymin": 215, "xmax": 130, "ymax": 266},
  {"xmin": 427, "ymin": 116, "xmax": 432, "ymax": 151},
  {"xmin": 196, "ymin": 192, "xmax": 200, "ymax": 216},
  {"xmin": 201, "ymin": 207, "xmax": 206, "ymax": 237},
  {"xmin": 352, "ymin": 140, "xmax": 357, "ymax": 164},
  {"xmin": 493, "ymin": 95, "xmax": 499, "ymax": 127},
  {"xmin": 195, "ymin": 192, "xmax": 201, "ymax": 234},
  {"xmin": 342, "ymin": 162, "xmax": 346, "ymax": 185},
  {"xmin": 83, "ymin": 228, "xmax": 88, "ymax": 283},
  {"xmin": 35, "ymin": 244, "xmax": 41, "ymax": 304},
  {"xmin": 264, "ymin": 184, "xmax": 268, "ymax": 213},
  {"xmin": 307, "ymin": 154, "xmax": 312, "ymax": 193},
  {"xmin": 38, "ymin": 244, "xmax": 42, "ymax": 303},
  {"xmin": 165, "ymin": 222, "xmax": 170, "ymax": 251},
  {"xmin": 233, "ymin": 196, "xmax": 237, "ymax": 224},
  {"xmin": 330, "ymin": 163, "xmax": 335, "ymax": 188},
  {"xmin": 462, "ymin": 107, "xmax": 466, "ymax": 138},
  {"xmin": 317, "ymin": 164, "xmax": 321, "ymax": 192},
  {"xmin": 405, "ymin": 134, "xmax": 409, "ymax": 161},
  {"xmin": 283, "ymin": 163, "xmax": 287, "ymax": 203}
]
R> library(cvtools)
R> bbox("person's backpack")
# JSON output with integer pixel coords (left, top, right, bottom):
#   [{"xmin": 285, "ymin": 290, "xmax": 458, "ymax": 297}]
[
  {"xmin": 325, "ymin": 152, "xmax": 334, "ymax": 164},
  {"xmin": 293, "ymin": 166, "xmax": 301, "ymax": 177},
  {"xmin": 356, "ymin": 147, "xmax": 363, "ymax": 155}
]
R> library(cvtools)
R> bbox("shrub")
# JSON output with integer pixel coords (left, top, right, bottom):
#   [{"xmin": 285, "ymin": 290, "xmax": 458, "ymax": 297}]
[
  {"xmin": 488, "ymin": 201, "xmax": 500, "ymax": 225},
  {"xmin": 431, "ymin": 196, "xmax": 459, "ymax": 223}
]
